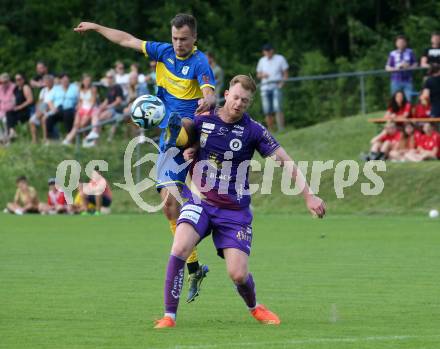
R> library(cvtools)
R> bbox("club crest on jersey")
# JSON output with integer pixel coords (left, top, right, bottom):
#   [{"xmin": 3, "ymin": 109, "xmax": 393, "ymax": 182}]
[
  {"xmin": 200, "ymin": 132, "xmax": 209, "ymax": 148},
  {"xmin": 182, "ymin": 66, "xmax": 190, "ymax": 75},
  {"xmin": 229, "ymin": 138, "xmax": 242, "ymax": 151}
]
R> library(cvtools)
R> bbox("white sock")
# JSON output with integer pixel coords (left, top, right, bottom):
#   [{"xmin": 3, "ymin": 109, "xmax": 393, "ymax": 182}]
[{"xmin": 164, "ymin": 312, "xmax": 176, "ymax": 320}]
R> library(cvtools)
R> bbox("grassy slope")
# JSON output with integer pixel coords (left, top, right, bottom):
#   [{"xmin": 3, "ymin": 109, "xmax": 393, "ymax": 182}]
[
  {"xmin": 1, "ymin": 214, "xmax": 440, "ymax": 349},
  {"xmin": 1, "ymin": 112, "xmax": 439, "ymax": 214}
]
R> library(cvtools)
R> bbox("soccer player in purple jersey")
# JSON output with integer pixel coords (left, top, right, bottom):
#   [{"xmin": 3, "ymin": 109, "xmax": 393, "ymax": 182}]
[
  {"xmin": 74, "ymin": 14, "xmax": 215, "ymax": 302},
  {"xmin": 154, "ymin": 75, "xmax": 326, "ymax": 328}
]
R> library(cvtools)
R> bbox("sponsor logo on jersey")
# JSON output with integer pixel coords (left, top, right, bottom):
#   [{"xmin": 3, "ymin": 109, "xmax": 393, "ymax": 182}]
[
  {"xmin": 229, "ymin": 138, "xmax": 243, "ymax": 151},
  {"xmin": 202, "ymin": 122, "xmax": 215, "ymax": 134},
  {"xmin": 200, "ymin": 132, "xmax": 208, "ymax": 148},
  {"xmin": 182, "ymin": 66, "xmax": 190, "ymax": 75},
  {"xmin": 167, "ymin": 58, "xmax": 174, "ymax": 65},
  {"xmin": 232, "ymin": 129, "xmax": 244, "ymax": 137},
  {"xmin": 233, "ymin": 125, "xmax": 244, "ymax": 131}
]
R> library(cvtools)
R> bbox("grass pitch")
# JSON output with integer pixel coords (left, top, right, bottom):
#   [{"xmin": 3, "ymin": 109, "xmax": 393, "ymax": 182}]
[{"xmin": 1, "ymin": 213, "xmax": 440, "ymax": 349}]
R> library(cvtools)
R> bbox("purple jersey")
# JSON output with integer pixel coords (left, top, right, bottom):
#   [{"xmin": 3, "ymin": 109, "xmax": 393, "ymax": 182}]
[
  {"xmin": 386, "ymin": 48, "xmax": 417, "ymax": 83},
  {"xmin": 187, "ymin": 109, "xmax": 280, "ymax": 209}
]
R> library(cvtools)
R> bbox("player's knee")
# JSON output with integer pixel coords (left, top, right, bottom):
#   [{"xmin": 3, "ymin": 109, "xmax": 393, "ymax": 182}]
[
  {"xmin": 171, "ymin": 243, "xmax": 191, "ymax": 260},
  {"xmin": 228, "ymin": 269, "xmax": 248, "ymax": 285}
]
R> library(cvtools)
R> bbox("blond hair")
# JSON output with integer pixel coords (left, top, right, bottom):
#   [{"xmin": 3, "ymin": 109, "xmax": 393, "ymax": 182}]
[{"xmin": 229, "ymin": 75, "xmax": 257, "ymax": 94}]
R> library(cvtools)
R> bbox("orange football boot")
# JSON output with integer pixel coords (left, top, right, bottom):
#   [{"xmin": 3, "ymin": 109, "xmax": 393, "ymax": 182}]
[
  {"xmin": 251, "ymin": 304, "xmax": 281, "ymax": 325},
  {"xmin": 154, "ymin": 316, "xmax": 176, "ymax": 329}
]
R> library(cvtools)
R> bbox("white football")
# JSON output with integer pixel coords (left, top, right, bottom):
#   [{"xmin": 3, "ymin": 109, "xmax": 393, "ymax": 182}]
[
  {"xmin": 429, "ymin": 209, "xmax": 439, "ymax": 219},
  {"xmin": 130, "ymin": 95, "xmax": 165, "ymax": 129}
]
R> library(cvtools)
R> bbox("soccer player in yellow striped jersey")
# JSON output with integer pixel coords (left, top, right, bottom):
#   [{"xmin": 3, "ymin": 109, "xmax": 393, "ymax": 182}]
[{"xmin": 75, "ymin": 14, "xmax": 216, "ymax": 302}]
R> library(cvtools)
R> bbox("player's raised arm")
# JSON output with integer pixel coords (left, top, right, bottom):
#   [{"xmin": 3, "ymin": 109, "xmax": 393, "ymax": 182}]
[
  {"xmin": 74, "ymin": 22, "xmax": 143, "ymax": 52},
  {"xmin": 271, "ymin": 146, "xmax": 326, "ymax": 218}
]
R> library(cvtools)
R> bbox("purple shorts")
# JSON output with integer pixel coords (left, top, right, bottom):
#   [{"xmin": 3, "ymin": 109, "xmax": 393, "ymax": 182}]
[{"xmin": 177, "ymin": 199, "xmax": 253, "ymax": 258}]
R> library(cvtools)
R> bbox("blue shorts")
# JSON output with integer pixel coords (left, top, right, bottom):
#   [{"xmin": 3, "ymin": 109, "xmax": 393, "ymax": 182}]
[
  {"xmin": 155, "ymin": 128, "xmax": 189, "ymax": 190},
  {"xmin": 87, "ymin": 195, "xmax": 112, "ymax": 207},
  {"xmin": 177, "ymin": 199, "xmax": 254, "ymax": 258},
  {"xmin": 261, "ymin": 88, "xmax": 282, "ymax": 114}
]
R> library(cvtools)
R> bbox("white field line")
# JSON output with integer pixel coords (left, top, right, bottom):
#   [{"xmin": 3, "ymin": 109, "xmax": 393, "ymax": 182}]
[{"xmin": 167, "ymin": 334, "xmax": 440, "ymax": 349}]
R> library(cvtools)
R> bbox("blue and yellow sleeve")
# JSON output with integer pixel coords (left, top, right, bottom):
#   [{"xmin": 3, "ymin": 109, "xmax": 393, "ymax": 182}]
[
  {"xmin": 142, "ymin": 41, "xmax": 171, "ymax": 62},
  {"xmin": 195, "ymin": 56, "xmax": 216, "ymax": 90}
]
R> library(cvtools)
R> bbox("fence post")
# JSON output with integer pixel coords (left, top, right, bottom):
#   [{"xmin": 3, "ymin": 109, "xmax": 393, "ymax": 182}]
[{"xmin": 360, "ymin": 75, "xmax": 366, "ymax": 115}]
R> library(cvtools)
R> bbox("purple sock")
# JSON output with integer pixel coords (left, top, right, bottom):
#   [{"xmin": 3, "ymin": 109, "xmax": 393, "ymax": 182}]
[
  {"xmin": 236, "ymin": 273, "xmax": 257, "ymax": 309},
  {"xmin": 164, "ymin": 254, "xmax": 186, "ymax": 315}
]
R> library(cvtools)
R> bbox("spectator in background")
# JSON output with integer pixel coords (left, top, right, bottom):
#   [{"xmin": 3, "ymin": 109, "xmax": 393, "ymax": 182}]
[
  {"xmin": 84, "ymin": 70, "xmax": 123, "ymax": 143},
  {"xmin": 82, "ymin": 170, "xmax": 112, "ymax": 215},
  {"xmin": 206, "ymin": 52, "xmax": 224, "ymax": 102},
  {"xmin": 145, "ymin": 60, "xmax": 158, "ymax": 95},
  {"xmin": 45, "ymin": 73, "xmax": 79, "ymax": 141},
  {"xmin": 421, "ymin": 32, "xmax": 440, "ymax": 68},
  {"xmin": 108, "ymin": 72, "xmax": 148, "ymax": 141},
  {"xmin": 130, "ymin": 62, "xmax": 146, "ymax": 84},
  {"xmin": 366, "ymin": 122, "xmax": 401, "ymax": 160},
  {"xmin": 0, "ymin": 73, "xmax": 15, "ymax": 142},
  {"xmin": 30, "ymin": 61, "xmax": 49, "ymax": 89},
  {"xmin": 257, "ymin": 43, "xmax": 289, "ymax": 131},
  {"xmin": 405, "ymin": 123, "xmax": 440, "ymax": 161},
  {"xmin": 421, "ymin": 64, "xmax": 440, "ymax": 118},
  {"xmin": 388, "ymin": 123, "xmax": 422, "ymax": 161},
  {"xmin": 4, "ymin": 176, "xmax": 39, "ymax": 215},
  {"xmin": 384, "ymin": 90, "xmax": 411, "ymax": 120},
  {"xmin": 62, "ymin": 74, "xmax": 98, "ymax": 145},
  {"xmin": 114, "ymin": 60, "xmax": 129, "ymax": 96},
  {"xmin": 412, "ymin": 93, "xmax": 431, "ymax": 118},
  {"xmin": 38, "ymin": 178, "xmax": 69, "ymax": 214},
  {"xmin": 6, "ymin": 73, "xmax": 33, "ymax": 140},
  {"xmin": 385, "ymin": 35, "xmax": 417, "ymax": 101},
  {"xmin": 29, "ymin": 74, "xmax": 56, "ymax": 143}
]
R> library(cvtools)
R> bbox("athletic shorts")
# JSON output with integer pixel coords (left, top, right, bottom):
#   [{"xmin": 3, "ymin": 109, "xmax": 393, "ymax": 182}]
[
  {"xmin": 177, "ymin": 198, "xmax": 253, "ymax": 258},
  {"xmin": 155, "ymin": 128, "xmax": 188, "ymax": 190},
  {"xmin": 87, "ymin": 195, "xmax": 112, "ymax": 207},
  {"xmin": 78, "ymin": 107, "xmax": 97, "ymax": 119}
]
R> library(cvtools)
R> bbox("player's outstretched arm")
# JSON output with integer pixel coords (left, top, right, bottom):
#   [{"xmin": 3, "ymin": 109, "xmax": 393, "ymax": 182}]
[
  {"xmin": 74, "ymin": 22, "xmax": 143, "ymax": 52},
  {"xmin": 272, "ymin": 147, "xmax": 326, "ymax": 218}
]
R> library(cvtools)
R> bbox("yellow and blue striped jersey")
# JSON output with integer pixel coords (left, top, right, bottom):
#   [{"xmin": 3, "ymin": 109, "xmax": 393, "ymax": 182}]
[{"xmin": 142, "ymin": 41, "xmax": 216, "ymax": 128}]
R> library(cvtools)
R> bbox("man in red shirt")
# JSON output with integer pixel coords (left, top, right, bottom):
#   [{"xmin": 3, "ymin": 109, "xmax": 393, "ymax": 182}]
[
  {"xmin": 405, "ymin": 123, "xmax": 440, "ymax": 161},
  {"xmin": 366, "ymin": 122, "xmax": 402, "ymax": 160},
  {"xmin": 38, "ymin": 178, "xmax": 69, "ymax": 214}
]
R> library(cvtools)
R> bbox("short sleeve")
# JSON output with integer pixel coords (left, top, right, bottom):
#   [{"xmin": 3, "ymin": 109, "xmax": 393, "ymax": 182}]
[
  {"xmin": 195, "ymin": 55, "xmax": 216, "ymax": 90},
  {"xmin": 115, "ymin": 85, "xmax": 124, "ymax": 98},
  {"xmin": 253, "ymin": 121, "xmax": 280, "ymax": 157},
  {"xmin": 143, "ymin": 41, "xmax": 170, "ymax": 61},
  {"xmin": 386, "ymin": 53, "xmax": 395, "ymax": 67}
]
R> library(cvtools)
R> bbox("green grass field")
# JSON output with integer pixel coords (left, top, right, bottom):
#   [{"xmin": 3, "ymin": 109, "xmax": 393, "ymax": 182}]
[{"xmin": 1, "ymin": 214, "xmax": 440, "ymax": 349}]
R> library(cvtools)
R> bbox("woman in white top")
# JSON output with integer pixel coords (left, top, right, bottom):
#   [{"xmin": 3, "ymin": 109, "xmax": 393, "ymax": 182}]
[{"xmin": 63, "ymin": 74, "xmax": 97, "ymax": 145}]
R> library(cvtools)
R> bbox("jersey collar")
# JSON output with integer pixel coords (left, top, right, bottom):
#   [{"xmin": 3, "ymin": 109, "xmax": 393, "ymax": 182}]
[{"xmin": 176, "ymin": 46, "xmax": 197, "ymax": 60}]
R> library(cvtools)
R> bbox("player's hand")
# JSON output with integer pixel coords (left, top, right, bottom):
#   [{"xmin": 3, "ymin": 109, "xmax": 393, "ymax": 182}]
[
  {"xmin": 183, "ymin": 147, "xmax": 197, "ymax": 161},
  {"xmin": 305, "ymin": 194, "xmax": 326, "ymax": 218},
  {"xmin": 74, "ymin": 22, "xmax": 98, "ymax": 33},
  {"xmin": 195, "ymin": 98, "xmax": 211, "ymax": 115}
]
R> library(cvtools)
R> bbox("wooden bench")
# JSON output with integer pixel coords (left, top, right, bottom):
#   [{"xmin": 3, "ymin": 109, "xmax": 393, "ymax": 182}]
[{"xmin": 368, "ymin": 117, "xmax": 440, "ymax": 123}]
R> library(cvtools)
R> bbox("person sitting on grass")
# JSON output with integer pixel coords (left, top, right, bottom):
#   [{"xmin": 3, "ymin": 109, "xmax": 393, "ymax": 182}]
[
  {"xmin": 5, "ymin": 176, "xmax": 39, "ymax": 215},
  {"xmin": 404, "ymin": 123, "xmax": 440, "ymax": 162},
  {"xmin": 82, "ymin": 170, "xmax": 112, "ymax": 215},
  {"xmin": 38, "ymin": 178, "xmax": 69, "ymax": 214},
  {"xmin": 366, "ymin": 122, "xmax": 402, "ymax": 160},
  {"xmin": 384, "ymin": 90, "xmax": 411, "ymax": 120},
  {"xmin": 388, "ymin": 123, "xmax": 422, "ymax": 161}
]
